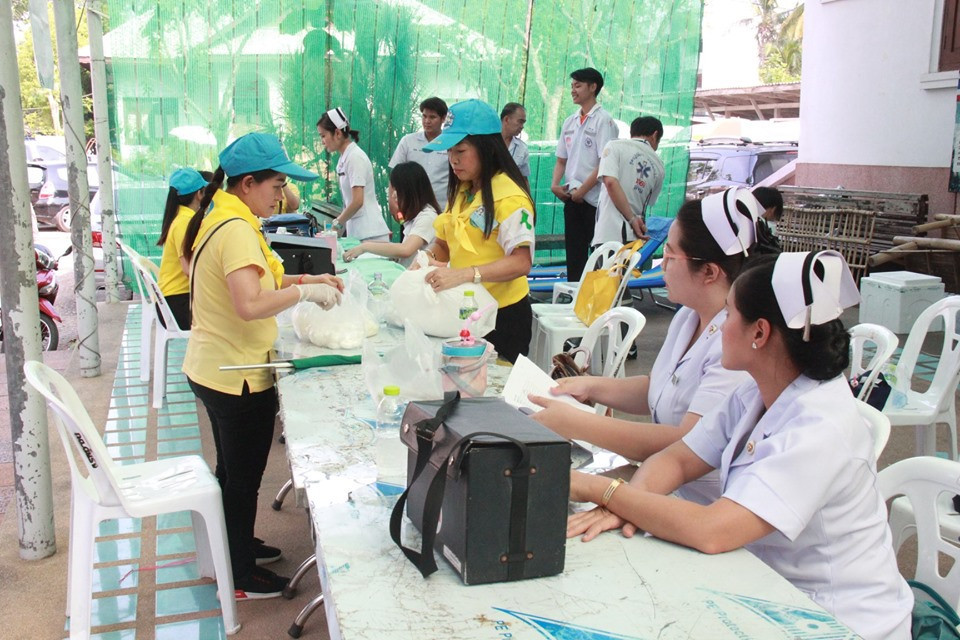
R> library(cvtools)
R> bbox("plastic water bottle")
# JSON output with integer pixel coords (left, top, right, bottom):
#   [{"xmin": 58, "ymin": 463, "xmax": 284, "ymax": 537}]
[
  {"xmin": 374, "ymin": 386, "xmax": 406, "ymax": 478},
  {"xmin": 367, "ymin": 272, "xmax": 388, "ymax": 323},
  {"xmin": 319, "ymin": 223, "xmax": 339, "ymax": 262},
  {"xmin": 459, "ymin": 289, "xmax": 478, "ymax": 320}
]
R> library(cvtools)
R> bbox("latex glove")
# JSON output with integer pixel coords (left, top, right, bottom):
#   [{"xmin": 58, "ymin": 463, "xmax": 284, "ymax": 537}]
[{"xmin": 297, "ymin": 283, "xmax": 342, "ymax": 310}]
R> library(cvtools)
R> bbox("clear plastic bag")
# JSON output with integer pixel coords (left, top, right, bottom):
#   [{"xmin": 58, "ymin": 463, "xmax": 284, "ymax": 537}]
[
  {"xmin": 384, "ymin": 252, "xmax": 498, "ymax": 338},
  {"xmin": 362, "ymin": 319, "xmax": 444, "ymax": 402},
  {"xmin": 292, "ymin": 272, "xmax": 378, "ymax": 350}
]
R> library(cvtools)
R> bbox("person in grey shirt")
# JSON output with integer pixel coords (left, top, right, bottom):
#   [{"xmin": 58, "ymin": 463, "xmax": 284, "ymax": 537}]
[
  {"xmin": 501, "ymin": 102, "xmax": 530, "ymax": 189},
  {"xmin": 389, "ymin": 97, "xmax": 450, "ymax": 209}
]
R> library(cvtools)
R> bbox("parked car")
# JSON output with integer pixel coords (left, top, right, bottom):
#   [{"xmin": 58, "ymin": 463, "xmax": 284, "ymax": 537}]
[
  {"xmin": 24, "ymin": 136, "xmax": 66, "ymax": 164},
  {"xmin": 28, "ymin": 160, "xmax": 99, "ymax": 231},
  {"xmin": 686, "ymin": 138, "xmax": 798, "ymax": 199}
]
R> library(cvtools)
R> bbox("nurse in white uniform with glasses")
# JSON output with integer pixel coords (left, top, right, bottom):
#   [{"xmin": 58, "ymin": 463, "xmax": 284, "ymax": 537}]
[
  {"xmin": 568, "ymin": 251, "xmax": 913, "ymax": 640},
  {"xmin": 531, "ymin": 188, "xmax": 777, "ymax": 504}
]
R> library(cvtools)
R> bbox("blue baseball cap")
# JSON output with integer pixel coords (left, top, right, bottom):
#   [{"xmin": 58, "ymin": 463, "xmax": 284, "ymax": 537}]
[
  {"xmin": 168, "ymin": 168, "xmax": 209, "ymax": 196},
  {"xmin": 423, "ymin": 99, "xmax": 502, "ymax": 152},
  {"xmin": 219, "ymin": 133, "xmax": 318, "ymax": 181}
]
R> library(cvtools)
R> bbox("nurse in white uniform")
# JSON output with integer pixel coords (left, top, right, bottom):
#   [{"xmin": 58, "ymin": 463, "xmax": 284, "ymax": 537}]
[
  {"xmin": 317, "ymin": 108, "xmax": 391, "ymax": 242},
  {"xmin": 567, "ymin": 251, "xmax": 913, "ymax": 640},
  {"xmin": 531, "ymin": 188, "xmax": 774, "ymax": 504}
]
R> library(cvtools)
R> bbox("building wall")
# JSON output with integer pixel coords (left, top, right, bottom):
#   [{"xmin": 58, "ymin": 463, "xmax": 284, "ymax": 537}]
[{"xmin": 798, "ymin": 0, "xmax": 959, "ymax": 215}]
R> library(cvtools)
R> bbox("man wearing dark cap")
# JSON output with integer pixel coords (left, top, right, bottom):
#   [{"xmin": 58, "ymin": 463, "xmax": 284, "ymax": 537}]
[{"xmin": 551, "ymin": 67, "xmax": 619, "ymax": 282}]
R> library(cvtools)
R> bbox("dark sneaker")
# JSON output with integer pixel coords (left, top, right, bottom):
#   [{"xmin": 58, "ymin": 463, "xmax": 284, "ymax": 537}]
[
  {"xmin": 253, "ymin": 537, "xmax": 282, "ymax": 566},
  {"xmin": 234, "ymin": 566, "xmax": 289, "ymax": 601}
]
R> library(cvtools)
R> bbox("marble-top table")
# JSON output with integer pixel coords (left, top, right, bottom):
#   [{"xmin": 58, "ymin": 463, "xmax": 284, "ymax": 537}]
[{"xmin": 275, "ymin": 327, "xmax": 853, "ymax": 640}]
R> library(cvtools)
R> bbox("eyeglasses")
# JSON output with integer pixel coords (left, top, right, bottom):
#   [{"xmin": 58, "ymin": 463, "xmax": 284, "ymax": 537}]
[{"xmin": 662, "ymin": 246, "xmax": 705, "ymax": 266}]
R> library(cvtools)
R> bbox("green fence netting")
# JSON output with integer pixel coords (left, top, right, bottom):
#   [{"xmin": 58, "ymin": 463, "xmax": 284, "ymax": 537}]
[{"xmin": 103, "ymin": 0, "xmax": 702, "ymax": 275}]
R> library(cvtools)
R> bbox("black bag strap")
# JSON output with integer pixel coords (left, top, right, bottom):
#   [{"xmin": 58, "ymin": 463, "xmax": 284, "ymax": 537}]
[
  {"xmin": 389, "ymin": 395, "xmax": 535, "ymax": 579},
  {"xmin": 389, "ymin": 392, "xmax": 462, "ymax": 577},
  {"xmin": 189, "ymin": 218, "xmax": 245, "ymax": 312}
]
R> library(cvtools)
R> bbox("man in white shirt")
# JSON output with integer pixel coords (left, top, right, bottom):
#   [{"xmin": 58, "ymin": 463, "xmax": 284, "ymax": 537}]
[
  {"xmin": 389, "ymin": 97, "xmax": 450, "ymax": 209},
  {"xmin": 592, "ymin": 116, "xmax": 665, "ymax": 246},
  {"xmin": 500, "ymin": 102, "xmax": 530, "ymax": 188},
  {"xmin": 550, "ymin": 67, "xmax": 619, "ymax": 281}
]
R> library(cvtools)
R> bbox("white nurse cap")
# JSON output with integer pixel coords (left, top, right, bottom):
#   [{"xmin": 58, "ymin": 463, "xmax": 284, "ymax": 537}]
[
  {"xmin": 702, "ymin": 187, "xmax": 762, "ymax": 257},
  {"xmin": 772, "ymin": 250, "xmax": 860, "ymax": 341},
  {"xmin": 326, "ymin": 107, "xmax": 349, "ymax": 131}
]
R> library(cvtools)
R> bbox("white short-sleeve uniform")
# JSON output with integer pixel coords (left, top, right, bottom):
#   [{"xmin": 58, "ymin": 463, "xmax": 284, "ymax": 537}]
[
  {"xmin": 398, "ymin": 205, "xmax": 438, "ymax": 268},
  {"xmin": 647, "ymin": 306, "xmax": 750, "ymax": 504},
  {"xmin": 389, "ymin": 131, "xmax": 450, "ymax": 209},
  {"xmin": 683, "ymin": 375, "xmax": 913, "ymax": 640},
  {"xmin": 592, "ymin": 138, "xmax": 665, "ymax": 245},
  {"xmin": 555, "ymin": 104, "xmax": 619, "ymax": 207},
  {"xmin": 337, "ymin": 143, "xmax": 391, "ymax": 242},
  {"xmin": 507, "ymin": 137, "xmax": 530, "ymax": 177}
]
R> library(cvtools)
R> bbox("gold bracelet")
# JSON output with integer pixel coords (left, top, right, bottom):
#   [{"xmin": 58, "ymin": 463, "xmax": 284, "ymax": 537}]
[{"xmin": 600, "ymin": 477, "xmax": 625, "ymax": 508}]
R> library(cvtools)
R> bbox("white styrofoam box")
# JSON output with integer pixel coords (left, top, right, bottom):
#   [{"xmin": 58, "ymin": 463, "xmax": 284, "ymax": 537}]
[{"xmin": 859, "ymin": 271, "xmax": 945, "ymax": 333}]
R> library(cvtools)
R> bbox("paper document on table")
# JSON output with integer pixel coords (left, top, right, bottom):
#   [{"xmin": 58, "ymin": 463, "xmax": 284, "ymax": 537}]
[{"xmin": 502, "ymin": 355, "xmax": 594, "ymax": 414}]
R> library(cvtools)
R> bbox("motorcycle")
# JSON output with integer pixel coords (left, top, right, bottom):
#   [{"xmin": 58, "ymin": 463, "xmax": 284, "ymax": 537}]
[{"xmin": 0, "ymin": 245, "xmax": 69, "ymax": 351}]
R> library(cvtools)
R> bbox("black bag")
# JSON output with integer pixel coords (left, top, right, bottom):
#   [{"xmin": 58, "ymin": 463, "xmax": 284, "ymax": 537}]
[
  {"xmin": 849, "ymin": 370, "xmax": 893, "ymax": 411},
  {"xmin": 267, "ymin": 235, "xmax": 334, "ymax": 276},
  {"xmin": 390, "ymin": 393, "xmax": 570, "ymax": 585}
]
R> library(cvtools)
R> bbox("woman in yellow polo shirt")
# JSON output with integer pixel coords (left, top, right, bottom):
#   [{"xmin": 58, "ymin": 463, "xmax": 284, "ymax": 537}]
[
  {"xmin": 419, "ymin": 99, "xmax": 535, "ymax": 363},
  {"xmin": 156, "ymin": 168, "xmax": 208, "ymax": 329},
  {"xmin": 179, "ymin": 133, "xmax": 343, "ymax": 600}
]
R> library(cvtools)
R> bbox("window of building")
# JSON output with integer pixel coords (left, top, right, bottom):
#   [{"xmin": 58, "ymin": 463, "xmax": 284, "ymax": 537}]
[{"xmin": 941, "ymin": 0, "xmax": 960, "ymax": 72}]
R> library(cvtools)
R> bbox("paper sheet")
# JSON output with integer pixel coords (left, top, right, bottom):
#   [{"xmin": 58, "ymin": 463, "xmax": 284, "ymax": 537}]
[{"xmin": 501, "ymin": 355, "xmax": 595, "ymax": 414}]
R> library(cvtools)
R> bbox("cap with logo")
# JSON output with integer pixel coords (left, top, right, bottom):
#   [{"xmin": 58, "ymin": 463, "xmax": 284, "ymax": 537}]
[
  {"xmin": 219, "ymin": 133, "xmax": 318, "ymax": 182},
  {"xmin": 423, "ymin": 99, "xmax": 502, "ymax": 152}
]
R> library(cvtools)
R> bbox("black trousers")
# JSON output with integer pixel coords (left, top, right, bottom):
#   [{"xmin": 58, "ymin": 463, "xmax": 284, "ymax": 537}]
[
  {"xmin": 485, "ymin": 296, "xmax": 532, "ymax": 364},
  {"xmin": 188, "ymin": 378, "xmax": 278, "ymax": 578},
  {"xmin": 158, "ymin": 293, "xmax": 190, "ymax": 330},
  {"xmin": 563, "ymin": 199, "xmax": 597, "ymax": 282}
]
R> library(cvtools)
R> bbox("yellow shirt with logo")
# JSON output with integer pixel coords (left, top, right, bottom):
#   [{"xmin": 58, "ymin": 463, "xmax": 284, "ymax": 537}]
[
  {"xmin": 157, "ymin": 206, "xmax": 194, "ymax": 297},
  {"xmin": 433, "ymin": 172, "xmax": 535, "ymax": 307},
  {"xmin": 182, "ymin": 190, "xmax": 279, "ymax": 395}
]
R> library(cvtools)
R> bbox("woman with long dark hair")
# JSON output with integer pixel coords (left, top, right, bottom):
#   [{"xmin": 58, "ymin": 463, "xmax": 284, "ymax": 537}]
[
  {"xmin": 532, "ymin": 189, "xmax": 776, "ymax": 504},
  {"xmin": 418, "ymin": 99, "xmax": 535, "ymax": 363},
  {"xmin": 567, "ymin": 251, "xmax": 913, "ymax": 639},
  {"xmin": 180, "ymin": 133, "xmax": 343, "ymax": 599},
  {"xmin": 156, "ymin": 168, "xmax": 209, "ymax": 329},
  {"xmin": 342, "ymin": 161, "xmax": 440, "ymax": 267}
]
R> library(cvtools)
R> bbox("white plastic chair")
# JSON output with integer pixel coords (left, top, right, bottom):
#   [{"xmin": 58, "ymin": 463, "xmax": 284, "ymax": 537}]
[
  {"xmin": 855, "ymin": 398, "xmax": 891, "ymax": 460},
  {"xmin": 879, "ymin": 456, "xmax": 960, "ymax": 609},
  {"xmin": 116, "ymin": 239, "xmax": 158, "ymax": 383},
  {"xmin": 884, "ymin": 296, "xmax": 960, "ymax": 459},
  {"xmin": 574, "ymin": 307, "xmax": 647, "ymax": 415},
  {"xmin": 23, "ymin": 361, "xmax": 240, "ymax": 638},
  {"xmin": 530, "ymin": 249, "xmax": 644, "ymax": 373},
  {"xmin": 547, "ymin": 241, "xmax": 622, "ymax": 305},
  {"xmin": 848, "ymin": 323, "xmax": 899, "ymax": 402},
  {"xmin": 127, "ymin": 253, "xmax": 192, "ymax": 408}
]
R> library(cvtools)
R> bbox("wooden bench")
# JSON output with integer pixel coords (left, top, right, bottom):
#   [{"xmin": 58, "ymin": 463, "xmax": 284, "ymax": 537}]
[{"xmin": 778, "ymin": 187, "xmax": 928, "ymax": 282}]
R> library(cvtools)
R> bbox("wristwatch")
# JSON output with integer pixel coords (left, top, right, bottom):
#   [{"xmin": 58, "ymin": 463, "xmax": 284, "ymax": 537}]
[{"xmin": 473, "ymin": 266, "xmax": 482, "ymax": 284}]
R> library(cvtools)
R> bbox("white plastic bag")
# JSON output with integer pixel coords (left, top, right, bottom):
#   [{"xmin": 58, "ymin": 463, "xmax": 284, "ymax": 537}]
[
  {"xmin": 291, "ymin": 273, "xmax": 378, "ymax": 350},
  {"xmin": 362, "ymin": 319, "xmax": 444, "ymax": 402},
  {"xmin": 385, "ymin": 252, "xmax": 498, "ymax": 338}
]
